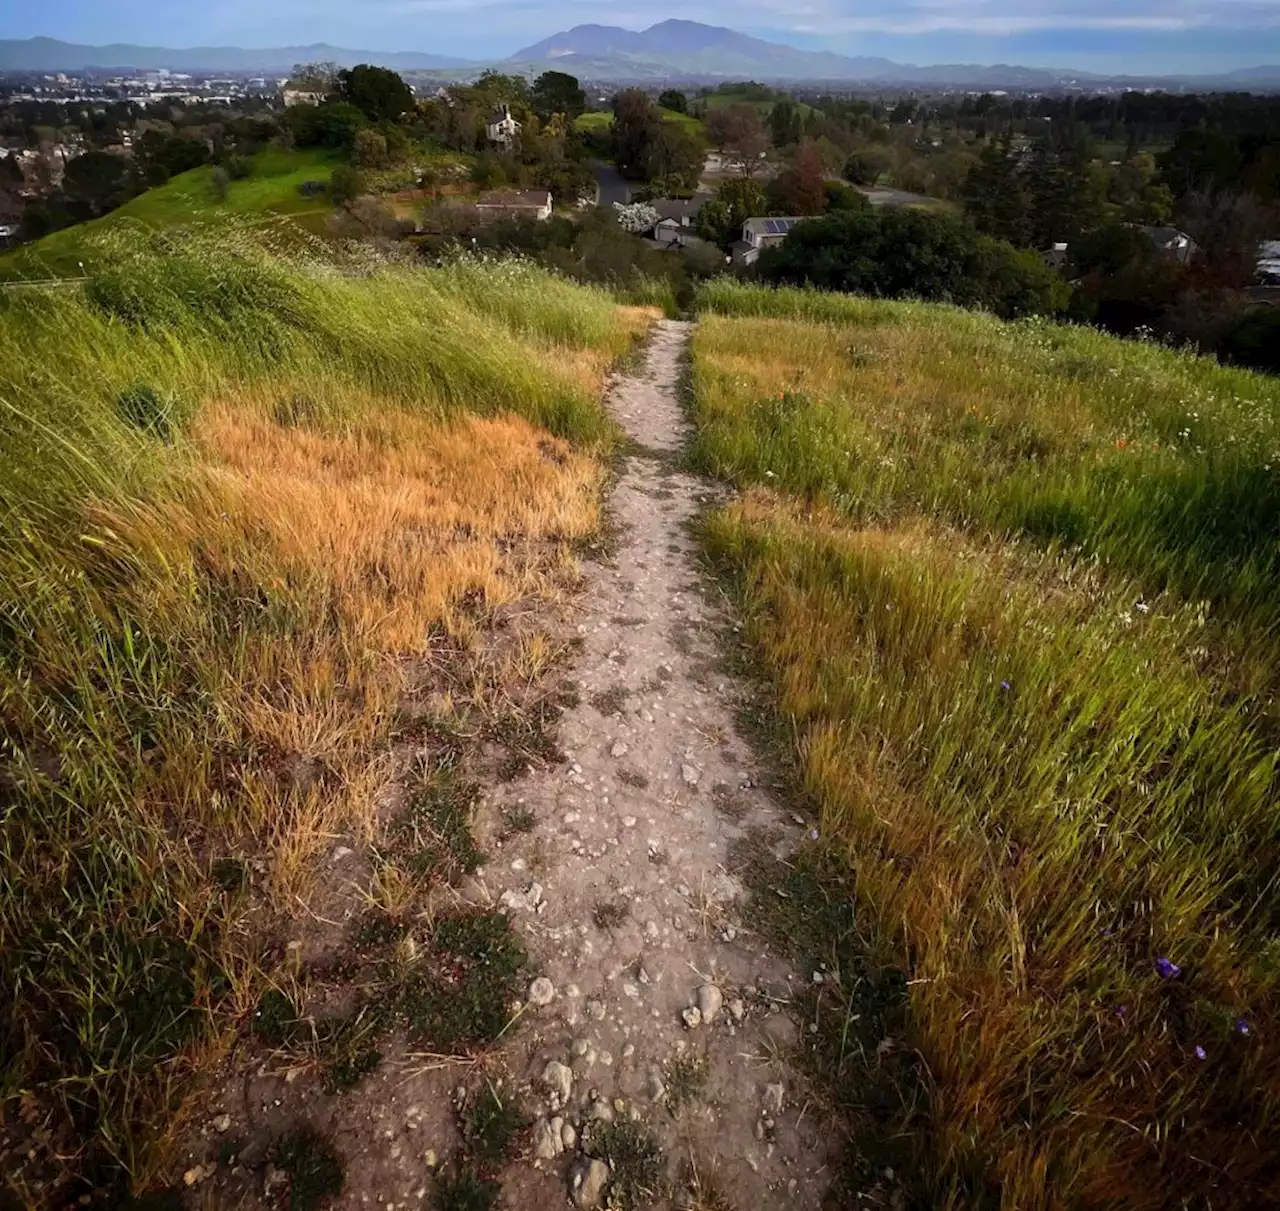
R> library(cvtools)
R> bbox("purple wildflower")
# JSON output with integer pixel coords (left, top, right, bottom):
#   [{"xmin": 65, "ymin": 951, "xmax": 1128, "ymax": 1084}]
[
  {"xmin": 808, "ymin": 828, "xmax": 820, "ymax": 842},
  {"xmin": 1194, "ymin": 1045, "xmax": 1207, "ymax": 1061},
  {"xmin": 1155, "ymin": 956, "xmax": 1181, "ymax": 980},
  {"xmin": 1115, "ymin": 1004, "xmax": 1128, "ymax": 1019},
  {"xmin": 1000, "ymin": 680, "xmax": 1012, "ymax": 692},
  {"xmin": 1236, "ymin": 1018, "xmax": 1251, "ymax": 1036}
]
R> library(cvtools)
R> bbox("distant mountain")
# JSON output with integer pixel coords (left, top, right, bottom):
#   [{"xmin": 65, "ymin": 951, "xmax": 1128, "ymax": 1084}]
[
  {"xmin": 505, "ymin": 20, "xmax": 1095, "ymax": 85},
  {"xmin": 0, "ymin": 37, "xmax": 473, "ymax": 73}
]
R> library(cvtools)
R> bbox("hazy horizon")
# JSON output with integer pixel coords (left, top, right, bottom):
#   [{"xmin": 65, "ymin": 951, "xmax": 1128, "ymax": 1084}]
[{"xmin": 4, "ymin": 1, "xmax": 1280, "ymax": 74}]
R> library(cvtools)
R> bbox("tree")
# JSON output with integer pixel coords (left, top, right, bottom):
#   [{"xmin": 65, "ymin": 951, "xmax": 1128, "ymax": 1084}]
[
  {"xmin": 843, "ymin": 147, "xmax": 892, "ymax": 186},
  {"xmin": 767, "ymin": 141, "xmax": 827, "ymax": 216},
  {"xmin": 289, "ymin": 60, "xmax": 340, "ymax": 93},
  {"xmin": 648, "ymin": 123, "xmax": 704, "ymax": 194},
  {"xmin": 329, "ymin": 165, "xmax": 363, "ymax": 205},
  {"xmin": 695, "ymin": 177, "xmax": 767, "ymax": 246},
  {"xmin": 287, "ymin": 100, "xmax": 367, "ymax": 151},
  {"xmin": 336, "ymin": 65, "xmax": 414, "ymax": 123},
  {"xmin": 62, "ymin": 150, "xmax": 133, "ymax": 219},
  {"xmin": 758, "ymin": 207, "xmax": 1069, "ymax": 319},
  {"xmin": 705, "ymin": 104, "xmax": 769, "ymax": 176},
  {"xmin": 961, "ymin": 137, "xmax": 1032, "ymax": 246},
  {"xmin": 612, "ymin": 89, "xmax": 660, "ymax": 181},
  {"xmin": 1158, "ymin": 129, "xmax": 1244, "ymax": 196},
  {"xmin": 352, "ymin": 128, "xmax": 389, "ymax": 169},
  {"xmin": 769, "ymin": 100, "xmax": 803, "ymax": 149},
  {"xmin": 658, "ymin": 90, "xmax": 688, "ymax": 115},
  {"xmin": 532, "ymin": 71, "xmax": 586, "ymax": 122},
  {"xmin": 824, "ymin": 180, "xmax": 868, "ymax": 212}
]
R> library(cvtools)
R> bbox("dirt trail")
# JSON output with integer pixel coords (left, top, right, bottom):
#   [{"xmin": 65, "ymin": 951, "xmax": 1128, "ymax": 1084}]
[
  {"xmin": 483, "ymin": 319, "xmax": 833, "ymax": 1208},
  {"xmin": 179, "ymin": 321, "xmax": 833, "ymax": 1211}
]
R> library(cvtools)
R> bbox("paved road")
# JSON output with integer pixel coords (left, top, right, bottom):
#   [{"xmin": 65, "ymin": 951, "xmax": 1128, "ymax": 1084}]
[{"xmin": 589, "ymin": 159, "xmax": 630, "ymax": 207}]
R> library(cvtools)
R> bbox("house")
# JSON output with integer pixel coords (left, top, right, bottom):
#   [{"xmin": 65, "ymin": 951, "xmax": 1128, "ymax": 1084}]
[
  {"xmin": 0, "ymin": 223, "xmax": 20, "ymax": 248},
  {"xmin": 732, "ymin": 216, "xmax": 803, "ymax": 266},
  {"xmin": 646, "ymin": 195, "xmax": 712, "ymax": 248},
  {"xmin": 1258, "ymin": 240, "xmax": 1280, "ymax": 286},
  {"xmin": 474, "ymin": 188, "xmax": 552, "ymax": 221},
  {"xmin": 282, "ymin": 88, "xmax": 327, "ymax": 108},
  {"xmin": 1137, "ymin": 225, "xmax": 1198, "ymax": 266},
  {"xmin": 486, "ymin": 104, "xmax": 522, "ymax": 147}
]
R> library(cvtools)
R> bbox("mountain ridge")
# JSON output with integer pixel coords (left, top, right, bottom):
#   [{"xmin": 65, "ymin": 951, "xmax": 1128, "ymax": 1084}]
[
  {"xmin": 1, "ymin": 26, "xmax": 1278, "ymax": 88},
  {"xmin": 0, "ymin": 37, "xmax": 472, "ymax": 73}
]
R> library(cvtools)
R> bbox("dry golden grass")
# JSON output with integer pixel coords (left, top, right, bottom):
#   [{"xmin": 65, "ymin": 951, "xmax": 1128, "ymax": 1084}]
[{"xmin": 0, "ymin": 236, "xmax": 656, "ymax": 1202}]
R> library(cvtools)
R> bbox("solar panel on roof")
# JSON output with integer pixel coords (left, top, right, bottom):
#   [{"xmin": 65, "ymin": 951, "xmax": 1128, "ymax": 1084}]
[{"xmin": 768, "ymin": 219, "xmax": 783, "ymax": 234}]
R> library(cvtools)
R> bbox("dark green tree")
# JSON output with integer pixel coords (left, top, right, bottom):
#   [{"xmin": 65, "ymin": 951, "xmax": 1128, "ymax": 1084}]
[
  {"xmin": 658, "ymin": 90, "xmax": 688, "ymax": 114},
  {"xmin": 769, "ymin": 100, "xmax": 804, "ymax": 149},
  {"xmin": 63, "ymin": 150, "xmax": 134, "ymax": 219},
  {"xmin": 286, "ymin": 100, "xmax": 367, "ymax": 151},
  {"xmin": 695, "ymin": 176, "xmax": 767, "ymax": 246},
  {"xmin": 648, "ymin": 123, "xmax": 704, "ymax": 193},
  {"xmin": 612, "ymin": 89, "xmax": 660, "ymax": 181},
  {"xmin": 532, "ymin": 71, "xmax": 586, "ymax": 121},
  {"xmin": 961, "ymin": 137, "xmax": 1032, "ymax": 245},
  {"xmin": 336, "ymin": 65, "xmax": 414, "ymax": 123},
  {"xmin": 759, "ymin": 208, "xmax": 1068, "ymax": 319},
  {"xmin": 329, "ymin": 165, "xmax": 364, "ymax": 205}
]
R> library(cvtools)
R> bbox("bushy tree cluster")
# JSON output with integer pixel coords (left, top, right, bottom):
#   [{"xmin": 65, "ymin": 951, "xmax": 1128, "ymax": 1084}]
[{"xmin": 759, "ymin": 207, "xmax": 1070, "ymax": 319}]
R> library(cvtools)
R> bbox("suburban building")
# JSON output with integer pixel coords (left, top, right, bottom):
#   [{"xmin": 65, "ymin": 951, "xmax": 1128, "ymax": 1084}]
[
  {"xmin": 644, "ymin": 195, "xmax": 711, "ymax": 247},
  {"xmin": 486, "ymin": 104, "xmax": 522, "ymax": 147},
  {"xmin": 474, "ymin": 188, "xmax": 552, "ymax": 221},
  {"xmin": 732, "ymin": 216, "xmax": 803, "ymax": 266},
  {"xmin": 282, "ymin": 89, "xmax": 327, "ymax": 108},
  {"xmin": 1137, "ymin": 225, "xmax": 1199, "ymax": 266}
]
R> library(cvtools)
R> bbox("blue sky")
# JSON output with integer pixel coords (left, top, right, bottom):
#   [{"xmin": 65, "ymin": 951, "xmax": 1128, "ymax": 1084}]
[{"xmin": 4, "ymin": 0, "xmax": 1280, "ymax": 73}]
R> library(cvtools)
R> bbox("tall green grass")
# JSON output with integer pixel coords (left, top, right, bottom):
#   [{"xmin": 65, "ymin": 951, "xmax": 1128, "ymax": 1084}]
[
  {"xmin": 0, "ymin": 228, "xmax": 642, "ymax": 1202},
  {"xmin": 691, "ymin": 283, "xmax": 1280, "ymax": 1210}
]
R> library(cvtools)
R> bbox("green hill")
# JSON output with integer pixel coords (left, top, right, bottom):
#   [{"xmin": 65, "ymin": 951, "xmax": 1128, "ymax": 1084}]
[{"xmin": 1, "ymin": 147, "xmax": 340, "ymax": 279}]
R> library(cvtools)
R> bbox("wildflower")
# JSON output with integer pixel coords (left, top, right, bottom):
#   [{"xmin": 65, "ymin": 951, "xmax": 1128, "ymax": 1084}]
[
  {"xmin": 808, "ymin": 828, "xmax": 819, "ymax": 841},
  {"xmin": 1116, "ymin": 438, "xmax": 1127, "ymax": 449},
  {"xmin": 1135, "ymin": 601, "xmax": 1151, "ymax": 615},
  {"xmin": 1115, "ymin": 1004, "xmax": 1128, "ymax": 1019},
  {"xmin": 1194, "ymin": 1045, "xmax": 1207, "ymax": 1061},
  {"xmin": 1236, "ymin": 1018, "xmax": 1251, "ymax": 1036},
  {"xmin": 1155, "ymin": 956, "xmax": 1181, "ymax": 980},
  {"xmin": 1000, "ymin": 680, "xmax": 1012, "ymax": 692}
]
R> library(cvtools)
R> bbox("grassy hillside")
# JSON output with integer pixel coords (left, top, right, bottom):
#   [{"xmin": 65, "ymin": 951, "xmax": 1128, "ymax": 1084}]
[
  {"xmin": 0, "ymin": 147, "xmax": 340, "ymax": 278},
  {"xmin": 691, "ymin": 281, "xmax": 1280, "ymax": 1210},
  {"xmin": 574, "ymin": 107, "xmax": 705, "ymax": 138},
  {"xmin": 0, "ymin": 228, "xmax": 651, "ymax": 1202}
]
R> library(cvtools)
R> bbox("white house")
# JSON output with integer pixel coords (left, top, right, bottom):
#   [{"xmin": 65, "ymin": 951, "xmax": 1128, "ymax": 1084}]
[
  {"xmin": 486, "ymin": 104, "xmax": 522, "ymax": 147},
  {"xmin": 282, "ymin": 89, "xmax": 327, "ymax": 108},
  {"xmin": 732, "ymin": 216, "xmax": 802, "ymax": 266}
]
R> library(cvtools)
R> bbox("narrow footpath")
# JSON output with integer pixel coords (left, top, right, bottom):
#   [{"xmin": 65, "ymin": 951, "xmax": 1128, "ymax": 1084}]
[{"xmin": 487, "ymin": 320, "xmax": 833, "ymax": 1208}]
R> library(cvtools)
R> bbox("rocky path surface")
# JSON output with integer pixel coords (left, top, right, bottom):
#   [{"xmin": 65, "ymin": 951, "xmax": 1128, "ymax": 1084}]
[{"xmin": 483, "ymin": 320, "xmax": 833, "ymax": 1208}]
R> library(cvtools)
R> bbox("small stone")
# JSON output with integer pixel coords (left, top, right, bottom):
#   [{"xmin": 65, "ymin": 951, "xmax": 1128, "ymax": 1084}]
[
  {"xmin": 561, "ymin": 1121, "xmax": 577, "ymax": 1149},
  {"xmin": 534, "ymin": 1117, "xmax": 563, "ymax": 1160},
  {"xmin": 728, "ymin": 998, "xmax": 747, "ymax": 1023},
  {"xmin": 611, "ymin": 741, "xmax": 629, "ymax": 758},
  {"xmin": 696, "ymin": 983, "xmax": 724, "ymax": 1024},
  {"xmin": 588, "ymin": 1099, "xmax": 615, "ymax": 1123},
  {"xmin": 511, "ymin": 857, "xmax": 528, "ymax": 873},
  {"xmin": 586, "ymin": 999, "xmax": 606, "ymax": 1021},
  {"xmin": 424, "ymin": 1150, "xmax": 438, "ymax": 1169},
  {"xmin": 183, "ymin": 1167, "xmax": 204, "ymax": 1188},
  {"xmin": 528, "ymin": 977, "xmax": 556, "ymax": 1007},
  {"xmin": 763, "ymin": 1083, "xmax": 785, "ymax": 1115},
  {"xmin": 211, "ymin": 1114, "xmax": 231, "ymax": 1133},
  {"xmin": 569, "ymin": 1157, "xmax": 611, "ymax": 1209},
  {"xmin": 621, "ymin": 815, "xmax": 637, "ymax": 828},
  {"xmin": 647, "ymin": 1070, "xmax": 666, "ymax": 1101},
  {"xmin": 812, "ymin": 971, "xmax": 825, "ymax": 984},
  {"xmin": 681, "ymin": 764, "xmax": 700, "ymax": 786},
  {"xmin": 721, "ymin": 924, "xmax": 737, "ymax": 942},
  {"xmin": 682, "ymin": 1006, "xmax": 703, "ymax": 1029},
  {"xmin": 543, "ymin": 1060, "xmax": 574, "ymax": 1107},
  {"xmin": 331, "ymin": 846, "xmax": 354, "ymax": 863},
  {"xmin": 622, "ymin": 982, "xmax": 640, "ymax": 999}
]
